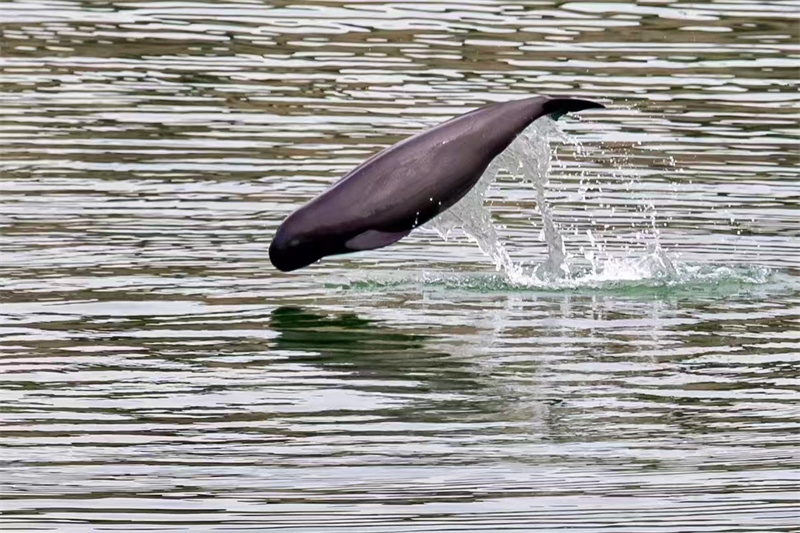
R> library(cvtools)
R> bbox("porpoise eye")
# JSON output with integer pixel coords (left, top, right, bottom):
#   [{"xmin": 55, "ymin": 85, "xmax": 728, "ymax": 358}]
[{"xmin": 289, "ymin": 238, "xmax": 301, "ymax": 247}]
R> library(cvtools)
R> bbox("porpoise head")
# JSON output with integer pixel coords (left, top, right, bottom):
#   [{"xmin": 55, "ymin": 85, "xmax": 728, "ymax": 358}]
[
  {"xmin": 270, "ymin": 223, "xmax": 321, "ymax": 273},
  {"xmin": 269, "ymin": 209, "xmax": 349, "ymax": 272},
  {"xmin": 269, "ymin": 231, "xmax": 318, "ymax": 272}
]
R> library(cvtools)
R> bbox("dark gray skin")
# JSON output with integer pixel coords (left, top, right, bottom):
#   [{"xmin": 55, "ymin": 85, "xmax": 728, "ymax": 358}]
[{"xmin": 270, "ymin": 95, "xmax": 604, "ymax": 272}]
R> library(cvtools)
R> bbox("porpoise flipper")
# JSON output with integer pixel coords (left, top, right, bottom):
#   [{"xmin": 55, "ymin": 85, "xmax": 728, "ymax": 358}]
[{"xmin": 345, "ymin": 229, "xmax": 412, "ymax": 251}]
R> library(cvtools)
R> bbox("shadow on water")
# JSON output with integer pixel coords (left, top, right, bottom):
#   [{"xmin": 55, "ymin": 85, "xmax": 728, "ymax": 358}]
[
  {"xmin": 267, "ymin": 305, "xmax": 572, "ymax": 431},
  {"xmin": 268, "ymin": 306, "xmax": 483, "ymax": 394}
]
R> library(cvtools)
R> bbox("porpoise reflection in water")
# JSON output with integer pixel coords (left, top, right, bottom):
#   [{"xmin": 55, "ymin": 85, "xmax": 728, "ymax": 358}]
[{"xmin": 269, "ymin": 95, "xmax": 604, "ymax": 272}]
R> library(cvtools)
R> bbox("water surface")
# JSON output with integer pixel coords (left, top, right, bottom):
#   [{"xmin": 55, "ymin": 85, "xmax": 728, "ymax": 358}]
[{"xmin": 1, "ymin": 0, "xmax": 799, "ymax": 531}]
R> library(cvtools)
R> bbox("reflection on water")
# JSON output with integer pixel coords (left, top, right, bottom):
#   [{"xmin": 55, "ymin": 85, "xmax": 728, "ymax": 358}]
[
  {"xmin": 271, "ymin": 306, "xmax": 476, "ymax": 390},
  {"xmin": 1, "ymin": 0, "xmax": 799, "ymax": 531}
]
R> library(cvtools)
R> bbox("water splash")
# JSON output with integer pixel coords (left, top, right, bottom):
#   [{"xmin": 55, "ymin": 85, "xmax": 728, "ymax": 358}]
[
  {"xmin": 333, "ymin": 263, "xmax": 774, "ymax": 294},
  {"xmin": 427, "ymin": 117, "xmax": 682, "ymax": 288}
]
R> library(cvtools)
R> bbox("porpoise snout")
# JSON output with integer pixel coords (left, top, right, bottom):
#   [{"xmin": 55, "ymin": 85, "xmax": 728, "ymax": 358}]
[{"xmin": 269, "ymin": 222, "xmax": 327, "ymax": 272}]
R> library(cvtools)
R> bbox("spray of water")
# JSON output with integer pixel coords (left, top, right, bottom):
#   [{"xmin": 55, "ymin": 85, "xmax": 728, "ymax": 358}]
[{"xmin": 427, "ymin": 117, "xmax": 682, "ymax": 288}]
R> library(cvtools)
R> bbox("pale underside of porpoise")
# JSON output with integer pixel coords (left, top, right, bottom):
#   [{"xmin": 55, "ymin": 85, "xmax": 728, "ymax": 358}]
[{"xmin": 269, "ymin": 95, "xmax": 604, "ymax": 272}]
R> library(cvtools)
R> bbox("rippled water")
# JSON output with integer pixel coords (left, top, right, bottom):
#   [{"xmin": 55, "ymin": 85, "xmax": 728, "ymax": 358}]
[{"xmin": 1, "ymin": 1, "xmax": 799, "ymax": 531}]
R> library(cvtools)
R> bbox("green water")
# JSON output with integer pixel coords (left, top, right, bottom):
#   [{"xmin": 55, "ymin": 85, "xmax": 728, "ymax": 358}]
[{"xmin": 1, "ymin": 0, "xmax": 798, "ymax": 531}]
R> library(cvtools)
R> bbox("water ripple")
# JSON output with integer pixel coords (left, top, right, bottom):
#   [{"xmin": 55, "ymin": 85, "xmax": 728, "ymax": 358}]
[{"xmin": 1, "ymin": 0, "xmax": 799, "ymax": 531}]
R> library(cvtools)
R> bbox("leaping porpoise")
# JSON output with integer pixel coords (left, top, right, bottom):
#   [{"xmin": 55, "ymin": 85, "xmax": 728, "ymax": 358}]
[{"xmin": 269, "ymin": 95, "xmax": 604, "ymax": 272}]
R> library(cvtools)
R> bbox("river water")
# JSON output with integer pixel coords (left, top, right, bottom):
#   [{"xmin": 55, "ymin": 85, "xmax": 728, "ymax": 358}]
[{"xmin": 1, "ymin": 1, "xmax": 798, "ymax": 531}]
